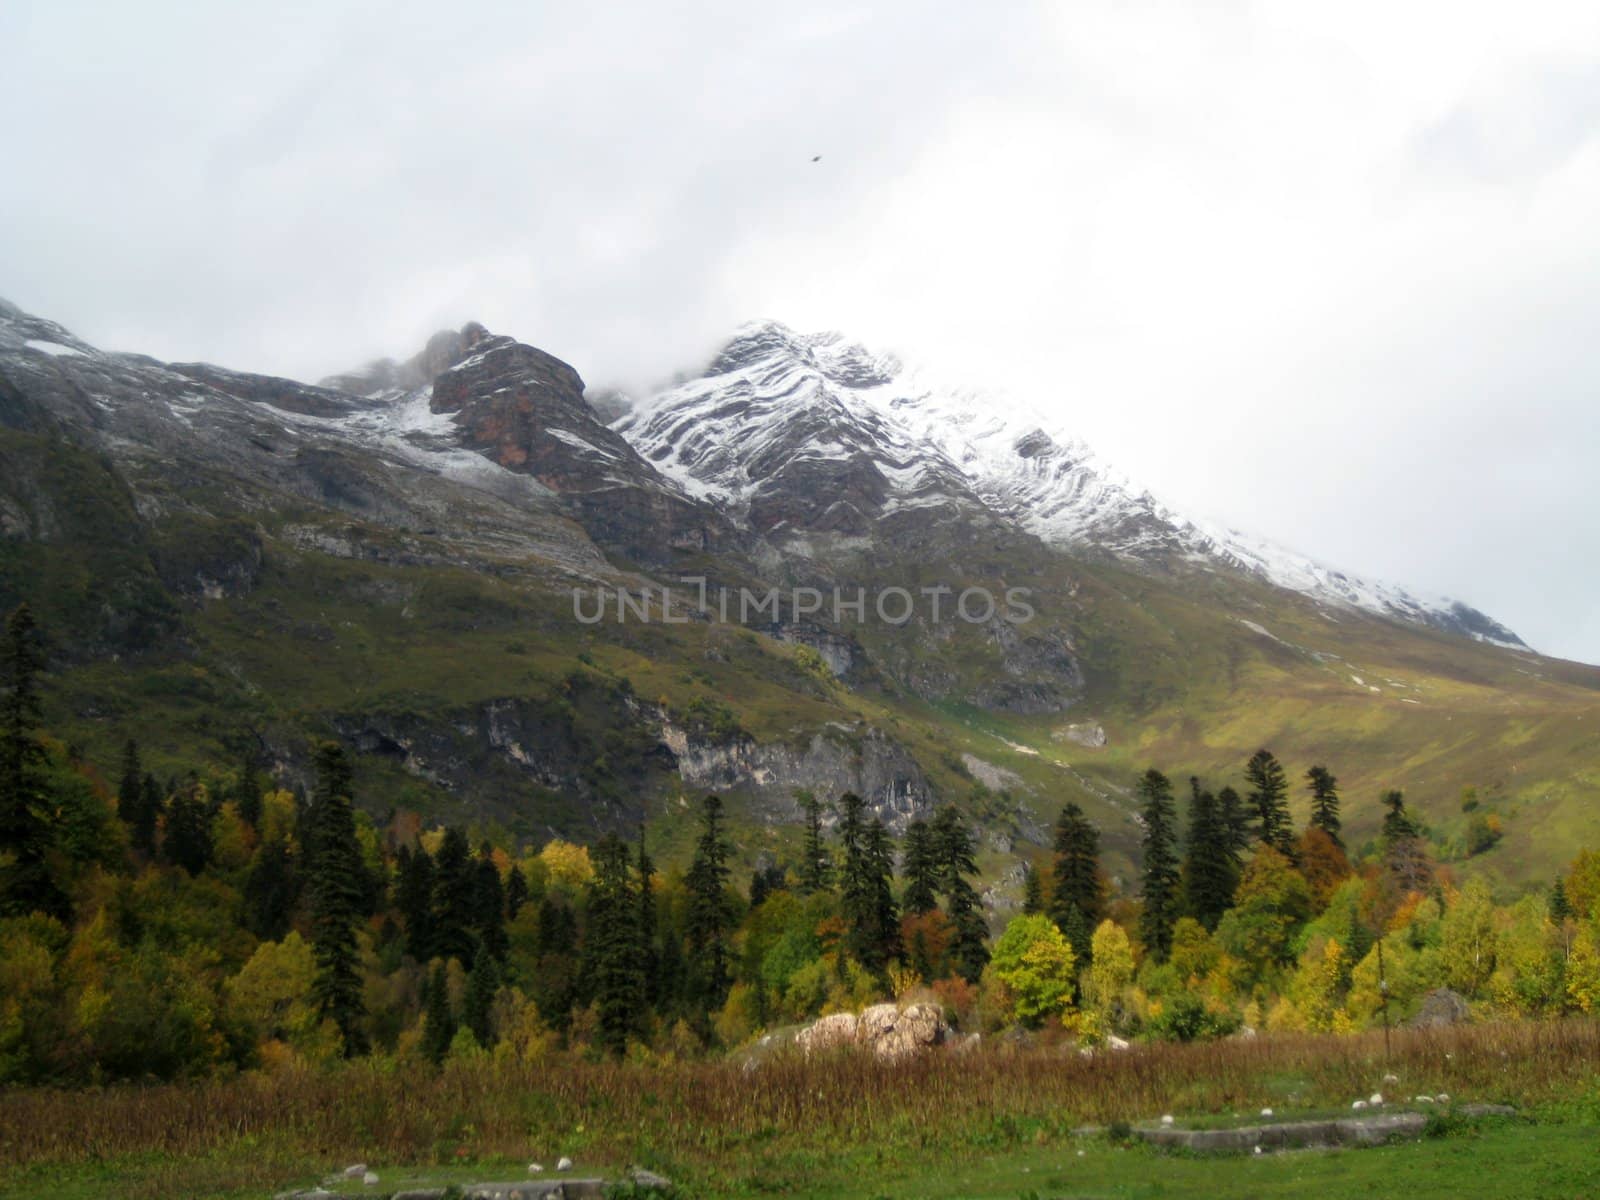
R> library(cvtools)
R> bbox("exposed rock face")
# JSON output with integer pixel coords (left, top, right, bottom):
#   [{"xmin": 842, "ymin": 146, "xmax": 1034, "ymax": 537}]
[
  {"xmin": 1054, "ymin": 722, "xmax": 1107, "ymax": 748},
  {"xmin": 659, "ymin": 719, "xmax": 932, "ymax": 830},
  {"xmin": 796, "ymin": 1003, "xmax": 949, "ymax": 1060},
  {"xmin": 428, "ymin": 327, "xmax": 731, "ymax": 563},
  {"xmin": 1410, "ymin": 987, "xmax": 1471, "ymax": 1028}
]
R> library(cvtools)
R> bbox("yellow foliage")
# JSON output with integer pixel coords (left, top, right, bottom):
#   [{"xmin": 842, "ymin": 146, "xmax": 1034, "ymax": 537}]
[{"xmin": 538, "ymin": 840, "xmax": 594, "ymax": 890}]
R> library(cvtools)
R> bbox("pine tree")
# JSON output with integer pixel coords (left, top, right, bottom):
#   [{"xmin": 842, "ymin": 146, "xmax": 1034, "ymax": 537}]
[
  {"xmin": 1306, "ymin": 765, "xmax": 1342, "ymax": 847},
  {"xmin": 1049, "ymin": 802, "xmax": 1103, "ymax": 944},
  {"xmin": 305, "ymin": 741, "xmax": 368, "ymax": 1055},
  {"xmin": 117, "ymin": 739, "xmax": 142, "ymax": 826},
  {"xmin": 505, "ymin": 862, "xmax": 529, "ymax": 920},
  {"xmin": 1218, "ymin": 785, "xmax": 1251, "ymax": 860},
  {"xmin": 471, "ymin": 843, "xmax": 508, "ymax": 961},
  {"xmin": 1136, "ymin": 768, "xmax": 1181, "ymax": 961},
  {"xmin": 636, "ymin": 827, "xmax": 658, "ymax": 1006},
  {"xmin": 685, "ymin": 794, "xmax": 733, "ymax": 1011},
  {"xmin": 1181, "ymin": 777, "xmax": 1237, "ymax": 930},
  {"xmin": 234, "ymin": 753, "xmax": 263, "ymax": 830},
  {"xmin": 396, "ymin": 843, "xmax": 437, "ymax": 961},
  {"xmin": 163, "ymin": 783, "xmax": 214, "ymax": 876},
  {"xmin": 132, "ymin": 773, "xmax": 162, "ymax": 855},
  {"xmin": 584, "ymin": 832, "xmax": 645, "ymax": 1057},
  {"xmin": 837, "ymin": 794, "xmax": 899, "ymax": 975},
  {"xmin": 0, "ymin": 604, "xmax": 66, "ymax": 919},
  {"xmin": 1245, "ymin": 749, "xmax": 1295, "ymax": 860},
  {"xmin": 421, "ymin": 960, "xmax": 456, "ymax": 1066},
  {"xmin": 932, "ymin": 805, "xmax": 989, "ymax": 983},
  {"xmin": 1380, "ymin": 790, "xmax": 1417, "ymax": 842},
  {"xmin": 243, "ymin": 835, "xmax": 297, "ymax": 941},
  {"xmin": 900, "ymin": 818, "xmax": 940, "ymax": 915},
  {"xmin": 862, "ymin": 817, "xmax": 902, "ymax": 968},
  {"xmin": 1021, "ymin": 864, "xmax": 1044, "ymax": 914},
  {"xmin": 463, "ymin": 944, "xmax": 499, "ymax": 1048},
  {"xmin": 1551, "ymin": 878, "xmax": 1574, "ymax": 923},
  {"xmin": 431, "ymin": 827, "xmax": 478, "ymax": 965},
  {"xmin": 797, "ymin": 789, "xmax": 831, "ymax": 895}
]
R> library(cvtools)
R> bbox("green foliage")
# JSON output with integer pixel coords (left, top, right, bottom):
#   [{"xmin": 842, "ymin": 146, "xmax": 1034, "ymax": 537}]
[
  {"xmin": 1136, "ymin": 769, "xmax": 1180, "ymax": 961},
  {"xmin": 990, "ymin": 914, "xmax": 1076, "ymax": 1028}
]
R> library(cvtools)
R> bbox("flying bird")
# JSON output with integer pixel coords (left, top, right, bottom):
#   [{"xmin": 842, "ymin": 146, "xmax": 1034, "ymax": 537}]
[{"xmin": 811, "ymin": 155, "xmax": 821, "ymax": 162}]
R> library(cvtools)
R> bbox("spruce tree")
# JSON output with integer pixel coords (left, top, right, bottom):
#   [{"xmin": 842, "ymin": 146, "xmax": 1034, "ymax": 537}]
[
  {"xmin": 471, "ymin": 844, "xmax": 508, "ymax": 961},
  {"xmin": 421, "ymin": 960, "xmax": 455, "ymax": 1066},
  {"xmin": 932, "ymin": 805, "xmax": 989, "ymax": 983},
  {"xmin": 636, "ymin": 827, "xmax": 658, "ymax": 1006},
  {"xmin": 1218, "ymin": 785, "xmax": 1251, "ymax": 860},
  {"xmin": 1380, "ymin": 790, "xmax": 1417, "ymax": 842},
  {"xmin": 1136, "ymin": 768, "xmax": 1181, "ymax": 961},
  {"xmin": 243, "ymin": 835, "xmax": 297, "ymax": 941},
  {"xmin": 797, "ymin": 789, "xmax": 831, "ymax": 895},
  {"xmin": 132, "ymin": 773, "xmax": 162, "ymax": 856},
  {"xmin": 1181, "ymin": 777, "xmax": 1237, "ymax": 930},
  {"xmin": 1245, "ymin": 749, "xmax": 1295, "ymax": 860},
  {"xmin": 117, "ymin": 740, "xmax": 142, "ymax": 826},
  {"xmin": 900, "ymin": 818, "xmax": 940, "ymax": 915},
  {"xmin": 163, "ymin": 783, "xmax": 214, "ymax": 876},
  {"xmin": 861, "ymin": 818, "xmax": 902, "ymax": 970},
  {"xmin": 0, "ymin": 604, "xmax": 65, "ymax": 919},
  {"xmin": 396, "ymin": 843, "xmax": 437, "ymax": 961},
  {"xmin": 431, "ymin": 827, "xmax": 478, "ymax": 965},
  {"xmin": 1049, "ymin": 802, "xmax": 1103, "ymax": 943},
  {"xmin": 1550, "ymin": 877, "xmax": 1574, "ymax": 923},
  {"xmin": 505, "ymin": 862, "xmax": 529, "ymax": 920},
  {"xmin": 837, "ymin": 794, "xmax": 899, "ymax": 976},
  {"xmin": 1306, "ymin": 765, "xmax": 1342, "ymax": 847},
  {"xmin": 463, "ymin": 944, "xmax": 499, "ymax": 1049},
  {"xmin": 305, "ymin": 741, "xmax": 368, "ymax": 1055},
  {"xmin": 234, "ymin": 754, "xmax": 263, "ymax": 830},
  {"xmin": 1021, "ymin": 864, "xmax": 1044, "ymax": 915},
  {"xmin": 584, "ymin": 832, "xmax": 645, "ymax": 1057},
  {"xmin": 684, "ymin": 794, "xmax": 733, "ymax": 1011}
]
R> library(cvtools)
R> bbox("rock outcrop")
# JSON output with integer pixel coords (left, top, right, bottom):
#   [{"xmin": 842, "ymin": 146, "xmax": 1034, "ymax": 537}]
[{"xmin": 795, "ymin": 1002, "xmax": 949, "ymax": 1060}]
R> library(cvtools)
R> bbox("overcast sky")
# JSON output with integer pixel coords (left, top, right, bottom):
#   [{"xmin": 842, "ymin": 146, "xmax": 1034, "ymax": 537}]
[{"xmin": 3, "ymin": 1, "xmax": 1598, "ymax": 663}]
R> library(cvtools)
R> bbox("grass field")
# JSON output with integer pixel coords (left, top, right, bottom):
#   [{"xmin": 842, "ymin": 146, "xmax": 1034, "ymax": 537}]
[{"xmin": 4, "ymin": 1021, "xmax": 1599, "ymax": 1199}]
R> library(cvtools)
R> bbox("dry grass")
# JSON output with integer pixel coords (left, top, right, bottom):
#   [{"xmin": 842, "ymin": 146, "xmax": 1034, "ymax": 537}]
[{"xmin": 4, "ymin": 1019, "xmax": 1598, "ymax": 1177}]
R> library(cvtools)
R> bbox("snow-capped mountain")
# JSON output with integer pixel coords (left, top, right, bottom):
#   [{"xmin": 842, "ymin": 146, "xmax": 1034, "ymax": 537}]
[{"xmin": 616, "ymin": 320, "xmax": 1525, "ymax": 648}]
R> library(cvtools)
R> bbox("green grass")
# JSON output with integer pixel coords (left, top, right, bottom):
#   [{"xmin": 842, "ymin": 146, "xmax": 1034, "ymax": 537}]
[
  {"xmin": 1, "ymin": 1108, "xmax": 1591, "ymax": 1198},
  {"xmin": 5, "ymin": 1021, "xmax": 1600, "ymax": 1199}
]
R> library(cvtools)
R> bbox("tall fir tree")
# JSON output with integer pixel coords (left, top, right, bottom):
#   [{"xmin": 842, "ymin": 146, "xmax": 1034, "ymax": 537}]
[
  {"xmin": 1180, "ymin": 777, "xmax": 1238, "ymax": 930},
  {"xmin": 836, "ymin": 793, "xmax": 898, "ymax": 975},
  {"xmin": 900, "ymin": 818, "xmax": 940, "ymax": 915},
  {"xmin": 242, "ymin": 835, "xmax": 297, "ymax": 941},
  {"xmin": 684, "ymin": 794, "xmax": 733, "ymax": 1011},
  {"xmin": 305, "ymin": 741, "xmax": 368, "ymax": 1055},
  {"xmin": 1550, "ymin": 877, "xmax": 1574, "ymax": 923},
  {"xmin": 234, "ymin": 754, "xmax": 263, "ymax": 830},
  {"xmin": 463, "ymin": 944, "xmax": 499, "ymax": 1048},
  {"xmin": 504, "ymin": 861, "xmax": 529, "ymax": 920},
  {"xmin": 0, "ymin": 604, "xmax": 65, "ymax": 919},
  {"xmin": 1245, "ymin": 749, "xmax": 1295, "ymax": 860},
  {"xmin": 1021, "ymin": 863, "xmax": 1044, "ymax": 915},
  {"xmin": 1136, "ymin": 768, "xmax": 1181, "ymax": 961},
  {"xmin": 421, "ymin": 960, "xmax": 455, "ymax": 1066},
  {"xmin": 636, "ymin": 826, "xmax": 658, "ymax": 1006},
  {"xmin": 931, "ymin": 805, "xmax": 989, "ymax": 983},
  {"xmin": 163, "ymin": 783, "xmax": 214, "ymax": 876},
  {"xmin": 584, "ymin": 832, "xmax": 645, "ymax": 1057},
  {"xmin": 117, "ymin": 739, "xmax": 142, "ymax": 826},
  {"xmin": 1306, "ymin": 765, "xmax": 1342, "ymax": 847},
  {"xmin": 1049, "ymin": 801, "xmax": 1103, "ymax": 949},
  {"xmin": 797, "ymin": 789, "xmax": 831, "ymax": 895},
  {"xmin": 396, "ymin": 843, "xmax": 437, "ymax": 961},
  {"xmin": 431, "ymin": 827, "xmax": 478, "ymax": 965},
  {"xmin": 1218, "ymin": 785, "xmax": 1251, "ymax": 860},
  {"xmin": 471, "ymin": 843, "xmax": 508, "ymax": 961}
]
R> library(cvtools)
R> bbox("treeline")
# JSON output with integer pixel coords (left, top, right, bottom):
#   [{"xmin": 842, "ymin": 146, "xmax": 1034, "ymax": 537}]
[{"xmin": 4, "ymin": 601, "xmax": 1600, "ymax": 1084}]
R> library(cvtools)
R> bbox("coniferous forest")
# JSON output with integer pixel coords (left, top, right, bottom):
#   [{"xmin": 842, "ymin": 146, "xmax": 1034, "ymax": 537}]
[{"xmin": 4, "ymin": 600, "xmax": 1598, "ymax": 1093}]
